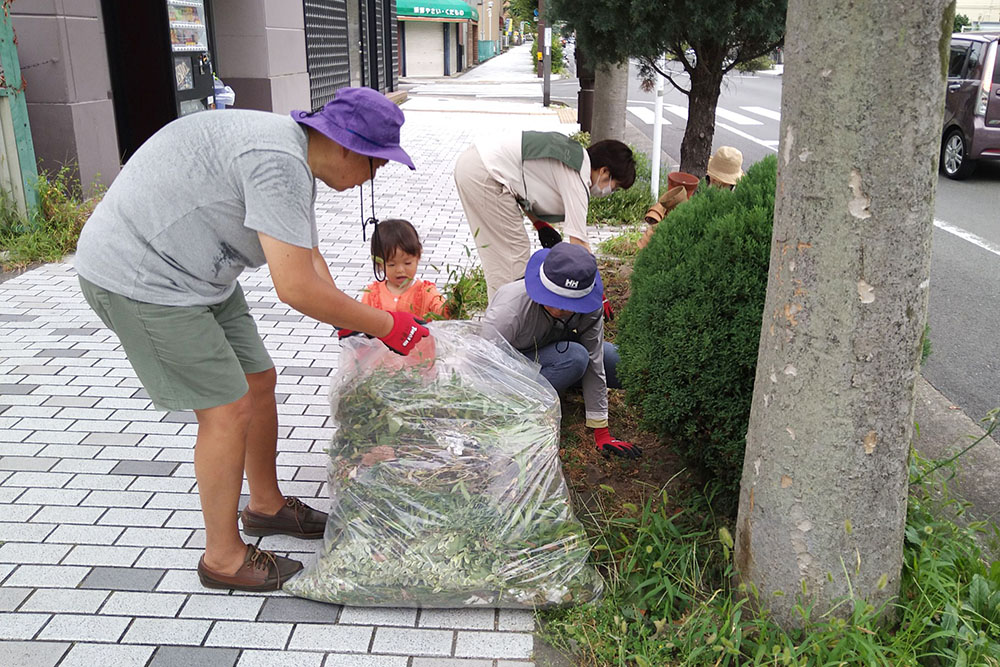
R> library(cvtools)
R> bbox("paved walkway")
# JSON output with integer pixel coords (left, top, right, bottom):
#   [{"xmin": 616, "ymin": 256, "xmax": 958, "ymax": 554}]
[
  {"xmin": 0, "ymin": 52, "xmax": 601, "ymax": 665},
  {"xmin": 403, "ymin": 42, "xmax": 562, "ymax": 101}
]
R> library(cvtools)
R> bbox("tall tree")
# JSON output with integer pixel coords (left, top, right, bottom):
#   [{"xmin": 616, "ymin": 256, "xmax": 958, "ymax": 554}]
[
  {"xmin": 507, "ymin": 0, "xmax": 537, "ymax": 26},
  {"xmin": 734, "ymin": 0, "xmax": 954, "ymax": 628},
  {"xmin": 550, "ymin": 0, "xmax": 786, "ymax": 176}
]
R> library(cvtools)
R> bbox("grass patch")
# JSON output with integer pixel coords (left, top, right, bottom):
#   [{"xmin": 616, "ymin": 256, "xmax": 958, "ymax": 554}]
[
  {"xmin": 0, "ymin": 166, "xmax": 103, "ymax": 272},
  {"xmin": 541, "ymin": 449, "xmax": 1000, "ymax": 666},
  {"xmin": 598, "ymin": 226, "xmax": 643, "ymax": 260},
  {"xmin": 570, "ymin": 131, "xmax": 668, "ymax": 228},
  {"xmin": 589, "ymin": 148, "xmax": 671, "ymax": 229}
]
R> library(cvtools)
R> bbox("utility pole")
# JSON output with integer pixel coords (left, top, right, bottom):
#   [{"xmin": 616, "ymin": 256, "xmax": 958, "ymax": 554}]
[{"xmin": 539, "ymin": 0, "xmax": 551, "ymax": 106}]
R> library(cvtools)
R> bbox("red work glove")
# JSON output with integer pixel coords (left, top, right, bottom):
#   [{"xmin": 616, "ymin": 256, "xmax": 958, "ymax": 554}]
[
  {"xmin": 594, "ymin": 427, "xmax": 641, "ymax": 459},
  {"xmin": 602, "ymin": 292, "xmax": 614, "ymax": 321},
  {"xmin": 531, "ymin": 218, "xmax": 563, "ymax": 249},
  {"xmin": 378, "ymin": 311, "xmax": 430, "ymax": 356},
  {"xmin": 337, "ymin": 328, "xmax": 359, "ymax": 339}
]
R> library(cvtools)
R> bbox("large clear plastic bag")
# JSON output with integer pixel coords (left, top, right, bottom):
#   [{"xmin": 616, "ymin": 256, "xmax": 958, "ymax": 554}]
[{"xmin": 285, "ymin": 320, "xmax": 603, "ymax": 608}]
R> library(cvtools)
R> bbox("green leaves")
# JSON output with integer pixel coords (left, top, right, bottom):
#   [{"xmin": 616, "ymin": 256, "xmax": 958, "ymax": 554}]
[{"xmin": 549, "ymin": 0, "xmax": 786, "ymax": 69}]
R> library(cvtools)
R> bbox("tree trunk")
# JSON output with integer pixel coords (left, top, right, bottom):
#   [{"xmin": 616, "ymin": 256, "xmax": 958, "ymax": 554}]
[
  {"xmin": 590, "ymin": 61, "xmax": 628, "ymax": 143},
  {"xmin": 678, "ymin": 49, "xmax": 725, "ymax": 177},
  {"xmin": 734, "ymin": 0, "xmax": 953, "ymax": 629}
]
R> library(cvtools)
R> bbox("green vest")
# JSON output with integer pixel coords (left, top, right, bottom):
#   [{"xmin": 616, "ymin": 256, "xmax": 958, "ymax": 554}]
[{"xmin": 517, "ymin": 131, "xmax": 586, "ymax": 223}]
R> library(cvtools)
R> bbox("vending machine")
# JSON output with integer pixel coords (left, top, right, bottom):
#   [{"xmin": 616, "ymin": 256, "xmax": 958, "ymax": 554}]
[
  {"xmin": 166, "ymin": 0, "xmax": 216, "ymax": 116},
  {"xmin": 101, "ymin": 0, "xmax": 220, "ymax": 160}
]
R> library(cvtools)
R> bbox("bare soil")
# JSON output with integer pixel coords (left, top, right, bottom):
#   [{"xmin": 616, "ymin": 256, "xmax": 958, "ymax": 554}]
[{"xmin": 558, "ymin": 257, "xmax": 699, "ymax": 518}]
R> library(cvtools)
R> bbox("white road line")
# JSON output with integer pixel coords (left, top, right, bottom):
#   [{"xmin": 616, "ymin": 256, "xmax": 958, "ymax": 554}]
[
  {"xmin": 626, "ymin": 106, "xmax": 655, "ymax": 124},
  {"xmin": 741, "ymin": 105, "xmax": 782, "ymax": 121},
  {"xmin": 933, "ymin": 218, "xmax": 1000, "ymax": 258},
  {"xmin": 664, "ymin": 104, "xmax": 688, "ymax": 120},
  {"xmin": 716, "ymin": 121, "xmax": 779, "ymax": 152},
  {"xmin": 714, "ymin": 108, "xmax": 763, "ymax": 125},
  {"xmin": 627, "ymin": 106, "xmax": 671, "ymax": 125}
]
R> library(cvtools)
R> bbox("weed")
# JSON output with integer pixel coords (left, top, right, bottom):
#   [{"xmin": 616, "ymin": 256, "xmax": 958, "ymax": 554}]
[
  {"xmin": 597, "ymin": 226, "xmax": 643, "ymax": 259},
  {"xmin": 0, "ymin": 166, "xmax": 103, "ymax": 271},
  {"xmin": 434, "ymin": 246, "xmax": 488, "ymax": 320},
  {"xmin": 587, "ymin": 147, "xmax": 678, "ymax": 228}
]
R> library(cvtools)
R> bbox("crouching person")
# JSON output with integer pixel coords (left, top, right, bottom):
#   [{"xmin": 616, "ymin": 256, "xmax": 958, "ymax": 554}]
[{"xmin": 481, "ymin": 243, "xmax": 640, "ymax": 459}]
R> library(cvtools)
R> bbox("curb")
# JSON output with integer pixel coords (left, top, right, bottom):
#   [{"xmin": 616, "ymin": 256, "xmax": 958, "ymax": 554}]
[{"xmin": 913, "ymin": 375, "xmax": 1000, "ymax": 544}]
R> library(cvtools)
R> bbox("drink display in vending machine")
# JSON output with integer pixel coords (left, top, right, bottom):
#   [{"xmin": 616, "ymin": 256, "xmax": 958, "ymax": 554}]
[{"xmin": 167, "ymin": 0, "xmax": 215, "ymax": 115}]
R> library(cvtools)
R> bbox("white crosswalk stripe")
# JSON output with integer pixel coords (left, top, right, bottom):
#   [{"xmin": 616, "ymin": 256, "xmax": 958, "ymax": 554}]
[
  {"xmin": 626, "ymin": 106, "xmax": 672, "ymax": 125},
  {"xmin": 660, "ymin": 104, "xmax": 780, "ymax": 124},
  {"xmin": 714, "ymin": 107, "xmax": 763, "ymax": 125},
  {"xmin": 664, "ymin": 104, "xmax": 688, "ymax": 120},
  {"xmin": 741, "ymin": 105, "xmax": 782, "ymax": 121}
]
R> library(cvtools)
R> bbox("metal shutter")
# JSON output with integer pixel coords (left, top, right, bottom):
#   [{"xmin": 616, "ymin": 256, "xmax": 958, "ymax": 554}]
[{"xmin": 304, "ymin": 0, "xmax": 351, "ymax": 110}]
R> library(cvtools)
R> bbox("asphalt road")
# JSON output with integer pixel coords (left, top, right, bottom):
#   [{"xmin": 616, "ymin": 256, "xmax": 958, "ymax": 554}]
[{"xmin": 608, "ymin": 63, "xmax": 1000, "ymax": 422}]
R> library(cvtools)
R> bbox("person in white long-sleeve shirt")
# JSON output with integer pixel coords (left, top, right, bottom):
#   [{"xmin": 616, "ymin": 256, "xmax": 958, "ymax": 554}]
[
  {"xmin": 454, "ymin": 132, "xmax": 636, "ymax": 300},
  {"xmin": 481, "ymin": 243, "xmax": 641, "ymax": 459}
]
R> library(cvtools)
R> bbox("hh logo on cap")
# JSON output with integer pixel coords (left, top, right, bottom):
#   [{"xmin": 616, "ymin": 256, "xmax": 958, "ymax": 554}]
[{"xmin": 564, "ymin": 279, "xmax": 579, "ymax": 288}]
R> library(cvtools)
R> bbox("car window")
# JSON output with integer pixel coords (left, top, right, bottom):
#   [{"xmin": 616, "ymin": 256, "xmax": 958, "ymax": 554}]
[
  {"xmin": 949, "ymin": 40, "xmax": 971, "ymax": 78},
  {"xmin": 967, "ymin": 42, "xmax": 985, "ymax": 79},
  {"xmin": 992, "ymin": 42, "xmax": 1000, "ymax": 84}
]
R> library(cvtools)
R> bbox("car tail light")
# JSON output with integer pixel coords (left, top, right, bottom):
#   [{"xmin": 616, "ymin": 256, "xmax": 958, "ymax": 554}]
[{"xmin": 976, "ymin": 42, "xmax": 997, "ymax": 116}]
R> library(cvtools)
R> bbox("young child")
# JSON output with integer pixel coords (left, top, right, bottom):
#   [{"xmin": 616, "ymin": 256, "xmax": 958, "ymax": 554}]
[{"xmin": 362, "ymin": 219, "xmax": 448, "ymax": 319}]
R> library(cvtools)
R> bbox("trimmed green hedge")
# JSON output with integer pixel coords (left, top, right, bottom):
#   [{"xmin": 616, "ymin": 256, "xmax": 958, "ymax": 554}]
[{"xmin": 616, "ymin": 155, "xmax": 777, "ymax": 499}]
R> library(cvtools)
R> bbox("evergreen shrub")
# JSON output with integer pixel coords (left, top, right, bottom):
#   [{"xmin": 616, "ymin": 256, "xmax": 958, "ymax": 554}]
[{"xmin": 616, "ymin": 155, "xmax": 777, "ymax": 499}]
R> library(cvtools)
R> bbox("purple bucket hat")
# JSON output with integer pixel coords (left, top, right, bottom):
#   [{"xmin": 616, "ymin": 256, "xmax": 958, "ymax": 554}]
[
  {"xmin": 524, "ymin": 243, "xmax": 604, "ymax": 314},
  {"xmin": 291, "ymin": 87, "xmax": 415, "ymax": 170}
]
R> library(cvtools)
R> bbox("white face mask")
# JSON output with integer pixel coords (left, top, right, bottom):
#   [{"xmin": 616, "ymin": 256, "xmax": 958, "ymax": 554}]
[{"xmin": 590, "ymin": 172, "xmax": 614, "ymax": 198}]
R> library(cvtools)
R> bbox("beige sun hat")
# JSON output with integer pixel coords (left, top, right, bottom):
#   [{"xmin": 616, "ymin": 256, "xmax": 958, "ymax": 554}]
[{"xmin": 706, "ymin": 146, "xmax": 744, "ymax": 186}]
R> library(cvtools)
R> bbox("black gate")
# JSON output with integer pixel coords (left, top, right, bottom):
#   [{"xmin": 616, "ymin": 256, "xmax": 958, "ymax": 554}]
[{"xmin": 304, "ymin": 0, "xmax": 352, "ymax": 110}]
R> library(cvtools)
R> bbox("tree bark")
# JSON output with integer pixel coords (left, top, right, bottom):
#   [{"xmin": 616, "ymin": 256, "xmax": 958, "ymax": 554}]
[
  {"xmin": 734, "ymin": 0, "xmax": 953, "ymax": 628},
  {"xmin": 679, "ymin": 49, "xmax": 725, "ymax": 177},
  {"xmin": 590, "ymin": 61, "xmax": 628, "ymax": 143}
]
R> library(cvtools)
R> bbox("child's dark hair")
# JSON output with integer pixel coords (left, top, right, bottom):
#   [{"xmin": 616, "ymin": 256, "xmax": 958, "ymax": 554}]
[
  {"xmin": 587, "ymin": 140, "xmax": 637, "ymax": 189},
  {"xmin": 373, "ymin": 219, "xmax": 422, "ymax": 273}
]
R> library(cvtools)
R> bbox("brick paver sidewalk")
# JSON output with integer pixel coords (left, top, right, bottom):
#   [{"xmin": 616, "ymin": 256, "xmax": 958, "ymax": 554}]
[{"xmin": 0, "ymin": 92, "xmax": 603, "ymax": 666}]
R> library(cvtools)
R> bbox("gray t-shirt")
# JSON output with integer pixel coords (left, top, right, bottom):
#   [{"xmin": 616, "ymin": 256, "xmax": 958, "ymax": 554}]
[{"xmin": 76, "ymin": 110, "xmax": 318, "ymax": 306}]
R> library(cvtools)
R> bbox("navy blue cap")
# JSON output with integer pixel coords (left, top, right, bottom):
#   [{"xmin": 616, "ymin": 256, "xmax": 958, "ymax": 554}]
[{"xmin": 524, "ymin": 242, "xmax": 603, "ymax": 313}]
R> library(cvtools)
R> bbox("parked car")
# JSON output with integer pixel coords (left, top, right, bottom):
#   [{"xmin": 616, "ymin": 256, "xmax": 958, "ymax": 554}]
[{"xmin": 942, "ymin": 32, "xmax": 1000, "ymax": 179}]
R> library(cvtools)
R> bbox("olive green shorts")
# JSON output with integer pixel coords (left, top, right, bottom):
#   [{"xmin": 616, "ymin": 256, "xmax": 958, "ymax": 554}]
[{"xmin": 79, "ymin": 277, "xmax": 274, "ymax": 411}]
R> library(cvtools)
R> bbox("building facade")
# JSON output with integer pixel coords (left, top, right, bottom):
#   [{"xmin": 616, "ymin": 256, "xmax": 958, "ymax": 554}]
[
  {"xmin": 397, "ymin": 0, "xmax": 478, "ymax": 77},
  {"xmin": 13, "ymin": 0, "xmax": 398, "ymax": 189},
  {"xmin": 472, "ymin": 0, "xmax": 502, "ymax": 61}
]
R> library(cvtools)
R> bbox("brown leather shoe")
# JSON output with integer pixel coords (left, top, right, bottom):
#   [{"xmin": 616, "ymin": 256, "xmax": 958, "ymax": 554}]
[
  {"xmin": 240, "ymin": 496, "xmax": 327, "ymax": 540},
  {"xmin": 197, "ymin": 544, "xmax": 303, "ymax": 591}
]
